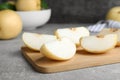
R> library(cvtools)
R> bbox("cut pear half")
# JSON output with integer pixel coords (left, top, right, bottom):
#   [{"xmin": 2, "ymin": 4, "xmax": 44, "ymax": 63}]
[
  {"xmin": 80, "ymin": 34, "xmax": 118, "ymax": 53},
  {"xmin": 40, "ymin": 38, "xmax": 76, "ymax": 60},
  {"xmin": 22, "ymin": 32, "xmax": 57, "ymax": 51},
  {"xmin": 98, "ymin": 28, "xmax": 120, "ymax": 46},
  {"xmin": 55, "ymin": 27, "xmax": 90, "ymax": 47}
]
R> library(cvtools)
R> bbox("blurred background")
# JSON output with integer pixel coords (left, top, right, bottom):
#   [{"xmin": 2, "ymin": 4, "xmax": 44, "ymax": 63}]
[{"xmin": 0, "ymin": 0, "xmax": 120, "ymax": 23}]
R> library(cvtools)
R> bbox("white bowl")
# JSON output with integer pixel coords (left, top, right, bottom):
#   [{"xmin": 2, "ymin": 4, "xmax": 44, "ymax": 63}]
[{"xmin": 16, "ymin": 9, "xmax": 51, "ymax": 28}]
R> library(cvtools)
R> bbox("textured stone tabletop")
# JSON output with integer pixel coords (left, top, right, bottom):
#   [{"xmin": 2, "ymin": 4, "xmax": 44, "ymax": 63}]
[{"xmin": 0, "ymin": 24, "xmax": 120, "ymax": 80}]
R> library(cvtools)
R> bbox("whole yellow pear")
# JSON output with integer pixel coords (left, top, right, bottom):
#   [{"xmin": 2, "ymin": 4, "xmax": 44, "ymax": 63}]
[
  {"xmin": 16, "ymin": 0, "xmax": 41, "ymax": 11},
  {"xmin": 106, "ymin": 6, "xmax": 120, "ymax": 22},
  {"xmin": 0, "ymin": 10, "xmax": 22, "ymax": 39}
]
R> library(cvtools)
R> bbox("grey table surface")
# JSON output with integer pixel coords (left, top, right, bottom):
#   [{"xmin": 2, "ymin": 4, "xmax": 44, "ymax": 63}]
[{"xmin": 0, "ymin": 24, "xmax": 120, "ymax": 80}]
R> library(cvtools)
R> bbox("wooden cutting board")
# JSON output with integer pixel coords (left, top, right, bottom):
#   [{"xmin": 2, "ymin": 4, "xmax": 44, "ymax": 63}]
[{"xmin": 21, "ymin": 46, "xmax": 120, "ymax": 73}]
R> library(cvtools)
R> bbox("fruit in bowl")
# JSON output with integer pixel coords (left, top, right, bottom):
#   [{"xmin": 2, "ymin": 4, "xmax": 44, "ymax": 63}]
[
  {"xmin": 15, "ymin": 0, "xmax": 51, "ymax": 28},
  {"xmin": 0, "ymin": 0, "xmax": 51, "ymax": 28},
  {"xmin": 16, "ymin": 0, "xmax": 41, "ymax": 11}
]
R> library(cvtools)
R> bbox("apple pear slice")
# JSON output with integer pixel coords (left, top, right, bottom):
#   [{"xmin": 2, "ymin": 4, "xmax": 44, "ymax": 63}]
[
  {"xmin": 22, "ymin": 32, "xmax": 57, "ymax": 51},
  {"xmin": 40, "ymin": 38, "xmax": 76, "ymax": 60},
  {"xmin": 55, "ymin": 27, "xmax": 90, "ymax": 47},
  {"xmin": 80, "ymin": 34, "xmax": 118, "ymax": 53},
  {"xmin": 98, "ymin": 28, "xmax": 120, "ymax": 46}
]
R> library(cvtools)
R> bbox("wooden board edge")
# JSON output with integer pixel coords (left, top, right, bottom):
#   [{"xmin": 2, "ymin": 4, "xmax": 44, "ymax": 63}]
[
  {"xmin": 21, "ymin": 47, "xmax": 56, "ymax": 73},
  {"xmin": 21, "ymin": 47, "xmax": 120, "ymax": 73}
]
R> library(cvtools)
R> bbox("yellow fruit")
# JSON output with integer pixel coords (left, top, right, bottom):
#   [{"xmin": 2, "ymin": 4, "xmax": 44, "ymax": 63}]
[
  {"xmin": 98, "ymin": 28, "xmax": 120, "ymax": 46},
  {"xmin": 80, "ymin": 34, "xmax": 118, "ymax": 53},
  {"xmin": 0, "ymin": 10, "xmax": 22, "ymax": 39},
  {"xmin": 16, "ymin": 0, "xmax": 41, "ymax": 11},
  {"xmin": 55, "ymin": 27, "xmax": 90, "ymax": 47},
  {"xmin": 106, "ymin": 6, "xmax": 120, "ymax": 22},
  {"xmin": 40, "ymin": 38, "xmax": 76, "ymax": 60},
  {"xmin": 22, "ymin": 32, "xmax": 57, "ymax": 51}
]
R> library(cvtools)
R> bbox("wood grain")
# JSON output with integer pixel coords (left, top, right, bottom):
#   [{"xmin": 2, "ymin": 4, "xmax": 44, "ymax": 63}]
[{"xmin": 21, "ymin": 47, "xmax": 120, "ymax": 73}]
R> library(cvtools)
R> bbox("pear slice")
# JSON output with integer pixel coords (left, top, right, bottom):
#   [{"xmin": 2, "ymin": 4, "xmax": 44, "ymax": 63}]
[
  {"xmin": 98, "ymin": 28, "xmax": 120, "ymax": 46},
  {"xmin": 40, "ymin": 38, "xmax": 76, "ymax": 60},
  {"xmin": 80, "ymin": 34, "xmax": 118, "ymax": 53},
  {"xmin": 55, "ymin": 27, "xmax": 90, "ymax": 47},
  {"xmin": 22, "ymin": 32, "xmax": 57, "ymax": 51}
]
